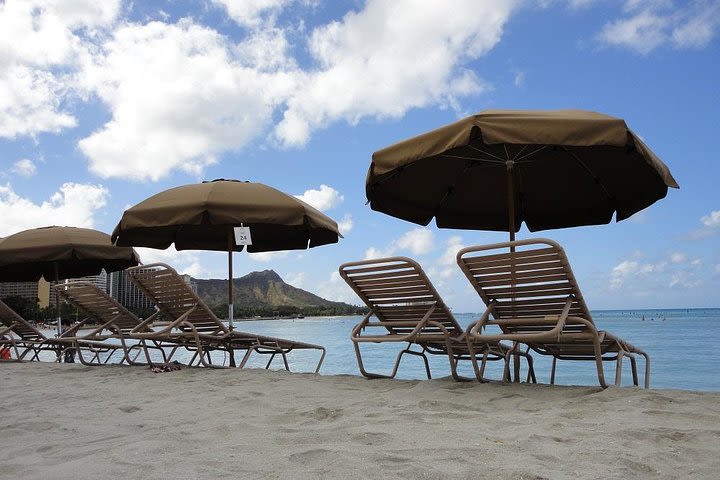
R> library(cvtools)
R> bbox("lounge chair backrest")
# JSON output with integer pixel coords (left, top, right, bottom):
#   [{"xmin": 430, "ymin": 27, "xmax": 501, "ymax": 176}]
[
  {"xmin": 0, "ymin": 298, "xmax": 46, "ymax": 341},
  {"xmin": 339, "ymin": 257, "xmax": 463, "ymax": 336},
  {"xmin": 54, "ymin": 281, "xmax": 149, "ymax": 335},
  {"xmin": 127, "ymin": 263, "xmax": 228, "ymax": 335},
  {"xmin": 457, "ymin": 238, "xmax": 593, "ymax": 334}
]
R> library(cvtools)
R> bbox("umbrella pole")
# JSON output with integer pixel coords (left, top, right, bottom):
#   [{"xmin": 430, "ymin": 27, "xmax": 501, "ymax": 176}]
[
  {"xmin": 54, "ymin": 263, "xmax": 62, "ymax": 338},
  {"xmin": 506, "ymin": 160, "xmax": 516, "ymax": 244},
  {"xmin": 228, "ymin": 231, "xmax": 234, "ymax": 331},
  {"xmin": 506, "ymin": 160, "xmax": 521, "ymax": 382},
  {"xmin": 227, "ymin": 231, "xmax": 237, "ymax": 368}
]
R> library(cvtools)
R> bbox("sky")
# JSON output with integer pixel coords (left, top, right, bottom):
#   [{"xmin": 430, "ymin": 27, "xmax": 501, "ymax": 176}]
[{"xmin": 0, "ymin": 0, "xmax": 718, "ymax": 312}]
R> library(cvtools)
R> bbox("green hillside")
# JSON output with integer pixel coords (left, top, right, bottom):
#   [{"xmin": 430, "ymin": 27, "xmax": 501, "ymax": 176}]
[{"xmin": 192, "ymin": 270, "xmax": 366, "ymax": 318}]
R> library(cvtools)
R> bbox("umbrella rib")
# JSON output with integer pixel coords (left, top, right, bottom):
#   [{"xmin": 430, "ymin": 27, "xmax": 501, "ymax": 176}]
[
  {"xmin": 441, "ymin": 152, "xmax": 505, "ymax": 164},
  {"xmin": 514, "ymin": 145, "xmax": 549, "ymax": 163},
  {"xmin": 562, "ymin": 146, "xmax": 614, "ymax": 201}
]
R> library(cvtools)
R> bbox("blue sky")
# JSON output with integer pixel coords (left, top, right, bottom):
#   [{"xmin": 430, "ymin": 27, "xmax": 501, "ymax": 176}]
[{"xmin": 0, "ymin": 0, "xmax": 718, "ymax": 311}]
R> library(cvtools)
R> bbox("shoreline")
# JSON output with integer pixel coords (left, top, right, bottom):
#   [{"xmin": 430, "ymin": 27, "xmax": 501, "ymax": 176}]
[{"xmin": 2, "ymin": 362, "xmax": 720, "ymax": 479}]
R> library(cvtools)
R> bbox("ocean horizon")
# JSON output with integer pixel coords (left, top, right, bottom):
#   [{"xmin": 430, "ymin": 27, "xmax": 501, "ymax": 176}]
[{"xmin": 24, "ymin": 307, "xmax": 719, "ymax": 393}]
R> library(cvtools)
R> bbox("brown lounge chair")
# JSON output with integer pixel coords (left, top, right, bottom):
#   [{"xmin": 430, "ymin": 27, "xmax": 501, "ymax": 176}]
[
  {"xmin": 457, "ymin": 238, "xmax": 650, "ymax": 388},
  {"xmin": 339, "ymin": 256, "xmax": 534, "ymax": 381},
  {"xmin": 53, "ymin": 281, "xmax": 167, "ymax": 366},
  {"xmin": 0, "ymin": 297, "xmax": 115, "ymax": 362},
  {"xmin": 126, "ymin": 263, "xmax": 326, "ymax": 372}
]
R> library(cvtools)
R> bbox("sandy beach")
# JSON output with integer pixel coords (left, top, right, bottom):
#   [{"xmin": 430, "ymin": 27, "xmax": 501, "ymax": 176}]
[{"xmin": 2, "ymin": 362, "xmax": 719, "ymax": 480}]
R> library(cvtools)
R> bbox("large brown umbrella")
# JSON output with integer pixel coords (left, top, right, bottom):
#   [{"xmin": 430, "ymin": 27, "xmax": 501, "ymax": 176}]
[
  {"xmin": 112, "ymin": 179, "xmax": 341, "ymax": 330},
  {"xmin": 367, "ymin": 110, "xmax": 678, "ymax": 240},
  {"xmin": 0, "ymin": 226, "xmax": 141, "ymax": 335}
]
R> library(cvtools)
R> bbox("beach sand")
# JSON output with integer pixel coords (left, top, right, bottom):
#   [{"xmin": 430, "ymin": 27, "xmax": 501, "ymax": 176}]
[{"xmin": 2, "ymin": 362, "xmax": 719, "ymax": 479}]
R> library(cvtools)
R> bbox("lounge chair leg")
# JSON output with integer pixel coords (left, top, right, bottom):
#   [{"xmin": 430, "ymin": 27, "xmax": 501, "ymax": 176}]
[
  {"xmin": 466, "ymin": 339, "xmax": 483, "ymax": 382},
  {"xmin": 313, "ymin": 347, "xmax": 326, "ymax": 374},
  {"xmin": 513, "ymin": 346, "xmax": 521, "ymax": 383},
  {"xmin": 352, "ymin": 341, "xmax": 393, "ymax": 379},
  {"xmin": 615, "ymin": 351, "xmax": 624, "ymax": 387},
  {"xmin": 503, "ymin": 350, "xmax": 513, "ymax": 382},
  {"xmin": 641, "ymin": 352, "xmax": 651, "ymax": 389},
  {"xmin": 524, "ymin": 351, "xmax": 537, "ymax": 384},
  {"xmin": 265, "ymin": 353, "xmax": 277, "ymax": 369},
  {"xmin": 239, "ymin": 347, "xmax": 255, "ymax": 368},
  {"xmin": 629, "ymin": 355, "xmax": 639, "ymax": 386},
  {"xmin": 592, "ymin": 338, "xmax": 608, "ymax": 388},
  {"xmin": 550, "ymin": 356, "xmax": 557, "ymax": 385},
  {"xmin": 281, "ymin": 351, "xmax": 290, "ymax": 371},
  {"xmin": 229, "ymin": 349, "xmax": 236, "ymax": 368},
  {"xmin": 478, "ymin": 351, "xmax": 490, "ymax": 382}
]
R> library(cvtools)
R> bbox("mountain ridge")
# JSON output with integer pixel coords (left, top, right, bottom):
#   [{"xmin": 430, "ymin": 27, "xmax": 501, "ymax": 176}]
[{"xmin": 191, "ymin": 269, "xmax": 364, "ymax": 318}]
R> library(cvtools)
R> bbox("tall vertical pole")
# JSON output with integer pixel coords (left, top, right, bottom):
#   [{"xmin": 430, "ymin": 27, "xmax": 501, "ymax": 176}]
[
  {"xmin": 506, "ymin": 159, "xmax": 520, "ymax": 382},
  {"xmin": 227, "ymin": 230, "xmax": 234, "ymax": 331},
  {"xmin": 506, "ymin": 160, "xmax": 516, "ymax": 243},
  {"xmin": 54, "ymin": 262, "xmax": 62, "ymax": 337}
]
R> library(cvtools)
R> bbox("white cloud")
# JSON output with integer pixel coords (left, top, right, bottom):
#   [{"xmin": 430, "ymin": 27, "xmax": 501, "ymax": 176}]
[
  {"xmin": 610, "ymin": 260, "xmax": 639, "ymax": 289},
  {"xmin": 0, "ymin": 0, "xmax": 120, "ymax": 138},
  {"xmin": 598, "ymin": 0, "xmax": 720, "ymax": 54},
  {"xmin": 316, "ymin": 270, "xmax": 359, "ymax": 305},
  {"xmin": 396, "ymin": 227, "xmax": 435, "ymax": 255},
  {"xmin": 670, "ymin": 252, "xmax": 687, "ymax": 263},
  {"xmin": 212, "ymin": 0, "xmax": 299, "ymax": 28},
  {"xmin": 701, "ymin": 210, "xmax": 720, "ymax": 227},
  {"xmin": 0, "ymin": 182, "xmax": 108, "ymax": 236},
  {"xmin": 248, "ymin": 250, "xmax": 289, "ymax": 263},
  {"xmin": 609, "ymin": 250, "xmax": 707, "ymax": 290},
  {"xmin": 294, "ymin": 184, "xmax": 343, "ymax": 211},
  {"xmin": 11, "ymin": 159, "xmax": 37, "ymax": 177},
  {"xmin": 135, "ymin": 247, "xmax": 206, "ymax": 278},
  {"xmin": 274, "ymin": 0, "xmax": 516, "ymax": 146},
  {"xmin": 433, "ymin": 235, "xmax": 465, "ymax": 279},
  {"xmin": 337, "ymin": 213, "xmax": 353, "ymax": 236},
  {"xmin": 364, "ymin": 227, "xmax": 435, "ymax": 259},
  {"xmin": 78, "ymin": 19, "xmax": 299, "ymax": 181},
  {"xmin": 514, "ymin": 71, "xmax": 525, "ymax": 87},
  {"xmin": 285, "ymin": 271, "xmax": 305, "ymax": 289}
]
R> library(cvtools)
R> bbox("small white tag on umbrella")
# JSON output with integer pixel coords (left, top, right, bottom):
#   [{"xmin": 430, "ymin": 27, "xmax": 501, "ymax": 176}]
[{"xmin": 233, "ymin": 226, "xmax": 252, "ymax": 245}]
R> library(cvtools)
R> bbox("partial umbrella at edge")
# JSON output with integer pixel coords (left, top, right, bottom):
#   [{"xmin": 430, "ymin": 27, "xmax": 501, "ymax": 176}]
[
  {"xmin": 0, "ymin": 226, "xmax": 141, "ymax": 336},
  {"xmin": 0, "ymin": 226, "xmax": 140, "ymax": 282},
  {"xmin": 111, "ymin": 179, "xmax": 342, "ymax": 331},
  {"xmin": 367, "ymin": 109, "xmax": 678, "ymax": 238}
]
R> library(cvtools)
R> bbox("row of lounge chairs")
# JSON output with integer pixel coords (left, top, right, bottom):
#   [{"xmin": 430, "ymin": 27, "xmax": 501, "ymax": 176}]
[
  {"xmin": 340, "ymin": 238, "xmax": 650, "ymax": 388},
  {"xmin": 0, "ymin": 263, "xmax": 326, "ymax": 372},
  {"xmin": 1, "ymin": 239, "xmax": 650, "ymax": 388}
]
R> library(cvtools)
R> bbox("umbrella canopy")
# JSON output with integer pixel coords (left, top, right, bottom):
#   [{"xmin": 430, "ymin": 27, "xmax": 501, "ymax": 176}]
[
  {"xmin": 0, "ymin": 226, "xmax": 141, "ymax": 337},
  {"xmin": 112, "ymin": 179, "xmax": 341, "ymax": 332},
  {"xmin": 0, "ymin": 226, "xmax": 140, "ymax": 282},
  {"xmin": 367, "ymin": 110, "xmax": 678, "ymax": 237},
  {"xmin": 112, "ymin": 179, "xmax": 341, "ymax": 252}
]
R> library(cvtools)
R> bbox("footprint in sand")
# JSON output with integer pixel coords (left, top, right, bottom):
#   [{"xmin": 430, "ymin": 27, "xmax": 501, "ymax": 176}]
[
  {"xmin": 350, "ymin": 431, "xmax": 390, "ymax": 446},
  {"xmin": 118, "ymin": 405, "xmax": 141, "ymax": 413},
  {"xmin": 288, "ymin": 448, "xmax": 333, "ymax": 465}
]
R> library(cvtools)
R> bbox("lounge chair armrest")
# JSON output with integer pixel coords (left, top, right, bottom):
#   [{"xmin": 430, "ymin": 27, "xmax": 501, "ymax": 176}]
[
  {"xmin": 467, "ymin": 303, "xmax": 495, "ymax": 336},
  {"xmin": 130, "ymin": 309, "xmax": 162, "ymax": 333}
]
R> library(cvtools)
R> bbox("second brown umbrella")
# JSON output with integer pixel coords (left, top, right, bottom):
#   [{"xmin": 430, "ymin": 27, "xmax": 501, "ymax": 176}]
[
  {"xmin": 0, "ymin": 226, "xmax": 141, "ymax": 336},
  {"xmin": 112, "ymin": 179, "xmax": 341, "ymax": 329},
  {"xmin": 367, "ymin": 109, "xmax": 678, "ymax": 240}
]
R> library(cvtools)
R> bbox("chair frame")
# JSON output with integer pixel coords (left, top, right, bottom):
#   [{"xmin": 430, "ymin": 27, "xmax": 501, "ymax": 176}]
[
  {"xmin": 125, "ymin": 263, "xmax": 326, "ymax": 372},
  {"xmin": 457, "ymin": 238, "xmax": 650, "ymax": 388},
  {"xmin": 340, "ymin": 256, "xmax": 534, "ymax": 382}
]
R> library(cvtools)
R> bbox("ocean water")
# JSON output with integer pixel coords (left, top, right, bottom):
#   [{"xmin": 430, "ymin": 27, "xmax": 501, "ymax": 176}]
[
  {"xmin": 25, "ymin": 309, "xmax": 719, "ymax": 391},
  {"xmin": 233, "ymin": 309, "xmax": 720, "ymax": 392}
]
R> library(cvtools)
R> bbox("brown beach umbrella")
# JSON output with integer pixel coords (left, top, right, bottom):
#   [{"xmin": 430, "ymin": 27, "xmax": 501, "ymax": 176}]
[
  {"xmin": 367, "ymin": 110, "xmax": 678, "ymax": 240},
  {"xmin": 0, "ymin": 226, "xmax": 141, "ymax": 335},
  {"xmin": 111, "ymin": 179, "xmax": 341, "ymax": 330}
]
